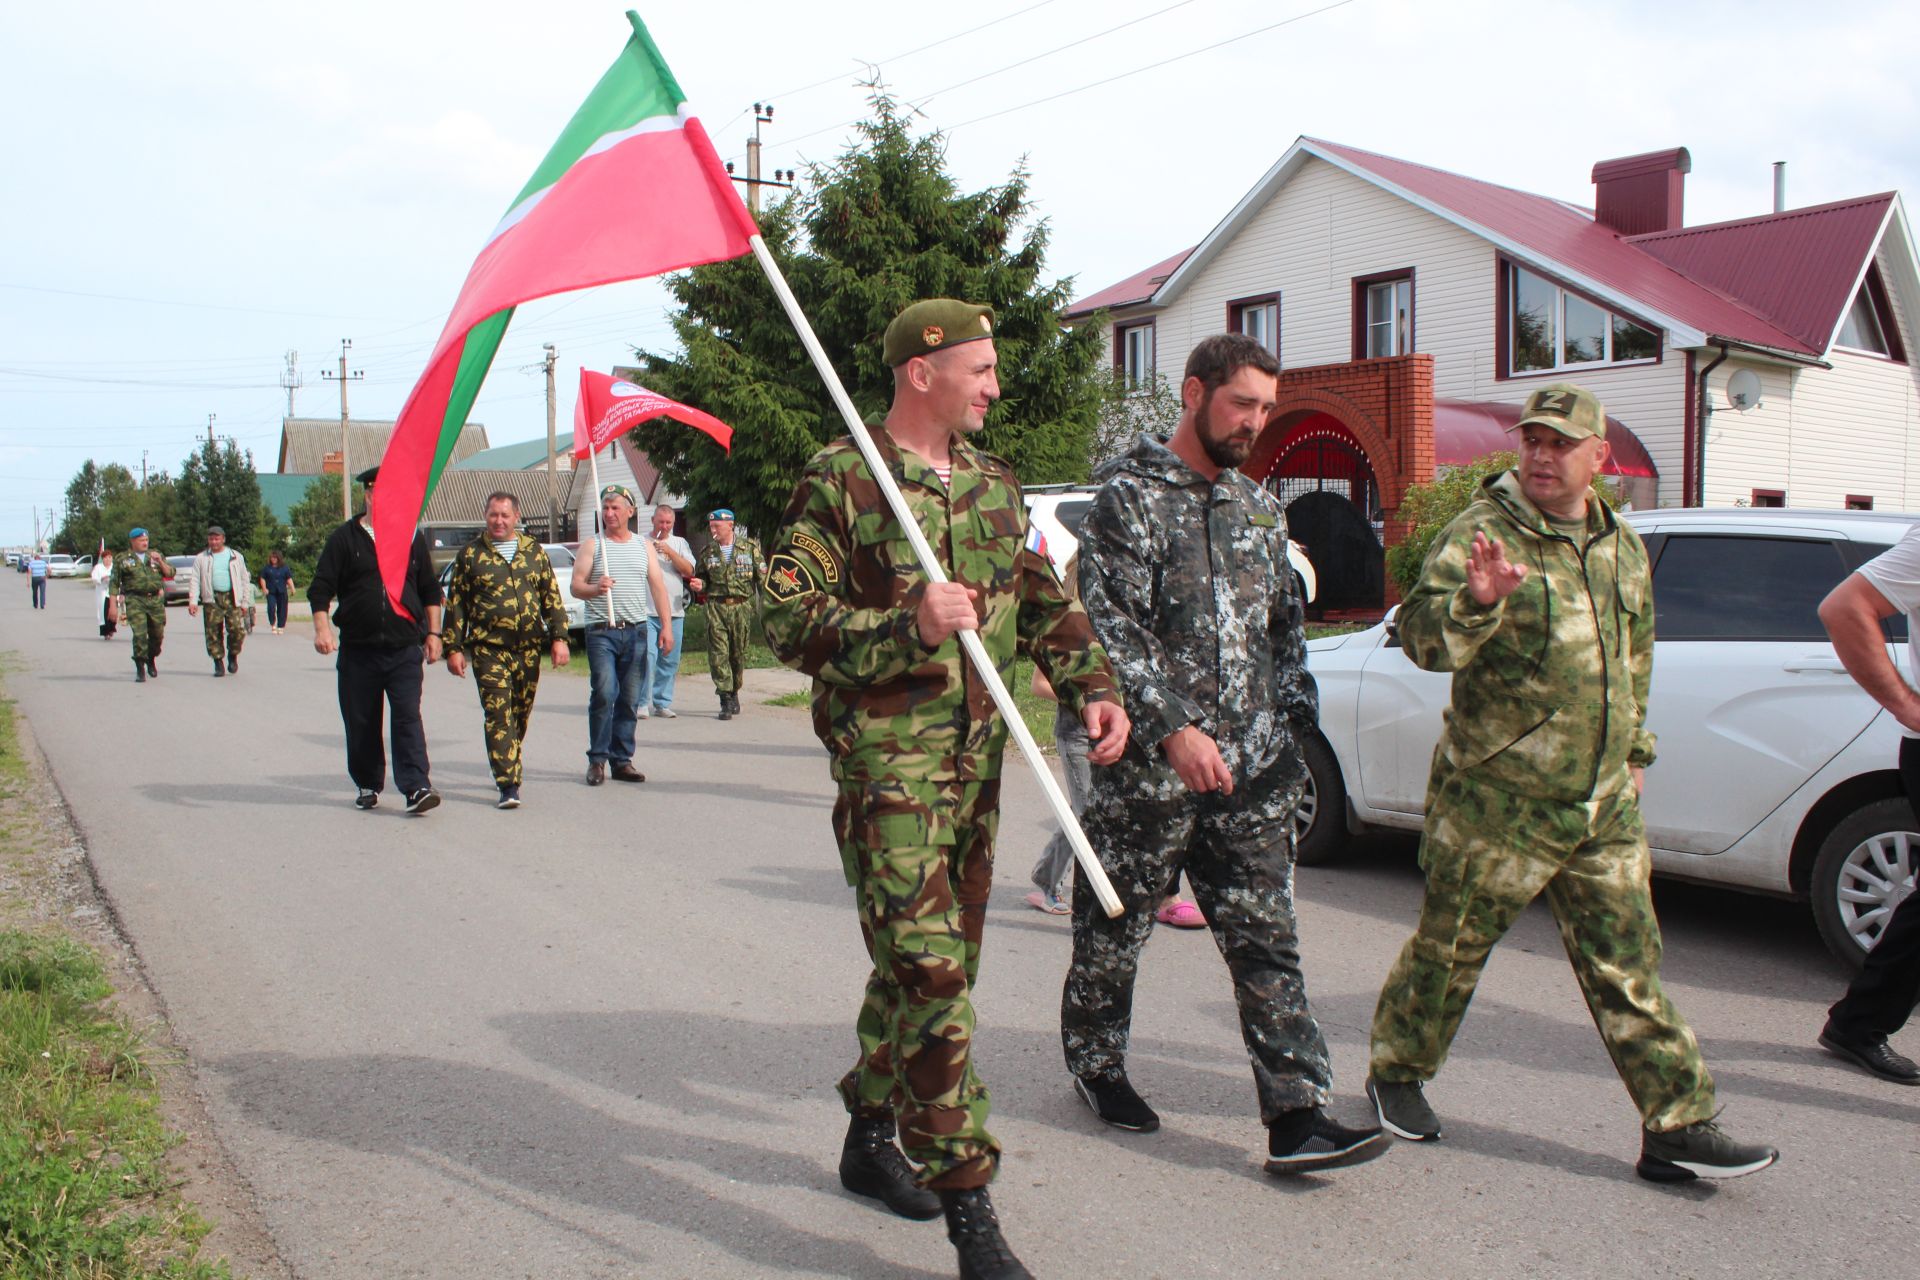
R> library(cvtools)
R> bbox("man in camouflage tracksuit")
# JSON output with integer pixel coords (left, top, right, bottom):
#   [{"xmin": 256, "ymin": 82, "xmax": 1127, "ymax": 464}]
[
  {"xmin": 1367, "ymin": 382, "xmax": 1778, "ymax": 1183},
  {"xmin": 109, "ymin": 527, "xmax": 173, "ymax": 682},
  {"xmin": 442, "ymin": 493, "xmax": 571, "ymax": 809},
  {"xmin": 763, "ymin": 299, "xmax": 1127, "ymax": 1280},
  {"xmin": 186, "ymin": 524, "xmax": 250, "ymax": 676},
  {"xmin": 695, "ymin": 509, "xmax": 762, "ymax": 720},
  {"xmin": 1065, "ymin": 333, "xmax": 1388, "ymax": 1175}
]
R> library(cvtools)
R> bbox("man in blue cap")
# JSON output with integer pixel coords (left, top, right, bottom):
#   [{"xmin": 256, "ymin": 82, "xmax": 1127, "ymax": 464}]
[
  {"xmin": 108, "ymin": 528, "xmax": 174, "ymax": 682},
  {"xmin": 694, "ymin": 507, "xmax": 764, "ymax": 720}
]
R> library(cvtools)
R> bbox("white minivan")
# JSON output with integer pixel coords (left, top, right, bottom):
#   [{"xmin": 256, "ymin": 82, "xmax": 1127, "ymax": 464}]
[{"xmin": 1300, "ymin": 508, "xmax": 1920, "ymax": 966}]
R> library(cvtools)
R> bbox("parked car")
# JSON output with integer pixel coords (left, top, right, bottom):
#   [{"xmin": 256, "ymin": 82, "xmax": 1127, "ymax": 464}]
[
  {"xmin": 1299, "ymin": 507, "xmax": 1920, "ymax": 967},
  {"xmin": 163, "ymin": 556, "xmax": 195, "ymax": 605},
  {"xmin": 436, "ymin": 543, "xmax": 587, "ymax": 645},
  {"xmin": 43, "ymin": 553, "xmax": 84, "ymax": 578},
  {"xmin": 1024, "ymin": 485, "xmax": 1318, "ymax": 602}
]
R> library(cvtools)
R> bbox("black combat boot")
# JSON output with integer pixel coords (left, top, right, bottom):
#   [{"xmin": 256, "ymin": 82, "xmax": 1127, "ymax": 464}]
[
  {"xmin": 147, "ymin": 659, "xmax": 158, "ymax": 678},
  {"xmin": 727, "ymin": 691, "xmax": 741, "ymax": 716},
  {"xmin": 838, "ymin": 1114, "xmax": 941, "ymax": 1219},
  {"xmin": 717, "ymin": 691, "xmax": 732, "ymax": 721},
  {"xmin": 134, "ymin": 658, "xmax": 146, "ymax": 683},
  {"xmin": 214, "ymin": 658, "xmax": 225, "ymax": 677},
  {"xmin": 940, "ymin": 1187, "xmax": 1031, "ymax": 1280}
]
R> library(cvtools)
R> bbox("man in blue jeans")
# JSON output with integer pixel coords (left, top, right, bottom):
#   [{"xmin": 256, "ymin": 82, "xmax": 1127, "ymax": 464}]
[
  {"xmin": 570, "ymin": 485, "xmax": 672, "ymax": 786},
  {"xmin": 641, "ymin": 503, "xmax": 699, "ymax": 719},
  {"xmin": 28, "ymin": 553, "xmax": 48, "ymax": 608}
]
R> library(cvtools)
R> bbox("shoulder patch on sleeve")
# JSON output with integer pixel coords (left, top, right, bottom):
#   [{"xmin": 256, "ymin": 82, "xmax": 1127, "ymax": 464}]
[
  {"xmin": 765, "ymin": 552, "xmax": 816, "ymax": 603},
  {"xmin": 789, "ymin": 531, "xmax": 840, "ymax": 584}
]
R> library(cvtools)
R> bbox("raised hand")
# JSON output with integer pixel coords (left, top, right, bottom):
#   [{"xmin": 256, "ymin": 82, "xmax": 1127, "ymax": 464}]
[{"xmin": 1465, "ymin": 530, "xmax": 1528, "ymax": 606}]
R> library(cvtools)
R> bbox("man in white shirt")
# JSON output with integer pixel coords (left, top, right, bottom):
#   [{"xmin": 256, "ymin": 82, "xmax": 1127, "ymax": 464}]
[
  {"xmin": 1814, "ymin": 524, "xmax": 1920, "ymax": 1085},
  {"xmin": 642, "ymin": 504, "xmax": 700, "ymax": 719}
]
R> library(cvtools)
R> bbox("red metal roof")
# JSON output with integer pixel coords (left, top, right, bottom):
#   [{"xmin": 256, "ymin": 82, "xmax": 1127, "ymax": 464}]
[
  {"xmin": 1628, "ymin": 195, "xmax": 1895, "ymax": 354},
  {"xmin": 1065, "ymin": 247, "xmax": 1192, "ymax": 318},
  {"xmin": 1434, "ymin": 399, "xmax": 1656, "ymax": 479}
]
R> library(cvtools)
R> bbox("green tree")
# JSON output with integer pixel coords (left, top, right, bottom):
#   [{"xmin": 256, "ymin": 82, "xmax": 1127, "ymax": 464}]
[
  {"xmin": 629, "ymin": 94, "xmax": 1107, "ymax": 537},
  {"xmin": 1385, "ymin": 454, "xmax": 1621, "ymax": 596},
  {"xmin": 285, "ymin": 474, "xmax": 364, "ymax": 581},
  {"xmin": 169, "ymin": 440, "xmax": 263, "ymax": 551},
  {"xmin": 1092, "ymin": 370, "xmax": 1183, "ymax": 469},
  {"xmin": 57, "ymin": 461, "xmax": 160, "ymax": 554}
]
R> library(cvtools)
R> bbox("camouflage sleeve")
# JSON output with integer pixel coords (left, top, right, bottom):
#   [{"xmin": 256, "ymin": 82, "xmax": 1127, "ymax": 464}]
[
  {"xmin": 760, "ymin": 459, "xmax": 928, "ymax": 687},
  {"xmin": 1016, "ymin": 518, "xmax": 1119, "ymax": 717},
  {"xmin": 441, "ymin": 547, "xmax": 472, "ymax": 653},
  {"xmin": 1078, "ymin": 481, "xmax": 1203, "ymax": 751},
  {"xmin": 1398, "ymin": 507, "xmax": 1508, "ymax": 673},
  {"xmin": 536, "ymin": 552, "xmax": 568, "ymax": 642},
  {"xmin": 1271, "ymin": 567, "xmax": 1318, "ymax": 742},
  {"xmin": 1627, "ymin": 539, "xmax": 1658, "ymax": 768}
]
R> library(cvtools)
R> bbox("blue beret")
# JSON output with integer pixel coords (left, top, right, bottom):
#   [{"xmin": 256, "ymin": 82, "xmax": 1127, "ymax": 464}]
[
  {"xmin": 708, "ymin": 508, "xmax": 735, "ymax": 520},
  {"xmin": 129, "ymin": 527, "xmax": 148, "ymax": 539}
]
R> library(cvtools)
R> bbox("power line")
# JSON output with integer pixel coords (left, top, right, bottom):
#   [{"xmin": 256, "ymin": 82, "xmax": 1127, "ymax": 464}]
[
  {"xmin": 0, "ymin": 280, "xmax": 396, "ymax": 322},
  {"xmin": 762, "ymin": 0, "xmax": 1067, "ymax": 107},
  {"xmin": 911, "ymin": 0, "xmax": 1199, "ymax": 108}
]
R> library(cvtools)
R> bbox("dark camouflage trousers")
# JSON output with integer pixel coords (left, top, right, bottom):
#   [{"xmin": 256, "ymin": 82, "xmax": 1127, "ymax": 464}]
[
  {"xmin": 834, "ymin": 773, "xmax": 1002, "ymax": 1190},
  {"xmin": 1370, "ymin": 763, "xmax": 1716, "ymax": 1131},
  {"xmin": 706, "ymin": 600, "xmax": 753, "ymax": 694},
  {"xmin": 201, "ymin": 590, "xmax": 246, "ymax": 661},
  {"xmin": 124, "ymin": 595, "xmax": 165, "ymax": 662},
  {"xmin": 469, "ymin": 645, "xmax": 543, "ymax": 788},
  {"xmin": 1064, "ymin": 757, "xmax": 1333, "ymax": 1121}
]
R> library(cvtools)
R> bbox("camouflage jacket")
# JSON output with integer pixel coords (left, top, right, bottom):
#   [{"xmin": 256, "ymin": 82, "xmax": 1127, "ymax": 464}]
[
  {"xmin": 696, "ymin": 535, "xmax": 765, "ymax": 602},
  {"xmin": 441, "ymin": 533, "xmax": 568, "ymax": 654},
  {"xmin": 762, "ymin": 425, "xmax": 1120, "ymax": 784},
  {"xmin": 1079, "ymin": 434, "xmax": 1316, "ymax": 786},
  {"xmin": 109, "ymin": 550, "xmax": 174, "ymax": 596},
  {"xmin": 1400, "ymin": 470, "xmax": 1654, "ymax": 803}
]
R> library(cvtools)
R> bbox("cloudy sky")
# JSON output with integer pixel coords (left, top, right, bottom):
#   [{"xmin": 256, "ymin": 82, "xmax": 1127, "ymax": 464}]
[{"xmin": 3, "ymin": 0, "xmax": 1916, "ymax": 546}]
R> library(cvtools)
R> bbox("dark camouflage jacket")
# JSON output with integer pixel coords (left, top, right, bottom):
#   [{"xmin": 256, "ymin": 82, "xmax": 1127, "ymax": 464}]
[
  {"xmin": 1400, "ymin": 470, "xmax": 1654, "ymax": 803},
  {"xmin": 441, "ymin": 533, "xmax": 568, "ymax": 653},
  {"xmin": 696, "ymin": 535, "xmax": 764, "ymax": 602},
  {"xmin": 1079, "ymin": 434, "xmax": 1315, "ymax": 787},
  {"xmin": 109, "ymin": 550, "xmax": 174, "ymax": 596},
  {"xmin": 762, "ymin": 426, "xmax": 1120, "ymax": 784}
]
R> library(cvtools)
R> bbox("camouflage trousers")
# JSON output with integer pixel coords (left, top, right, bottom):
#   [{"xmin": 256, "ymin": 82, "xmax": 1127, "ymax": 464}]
[
  {"xmin": 1369, "ymin": 764, "xmax": 1716, "ymax": 1131},
  {"xmin": 469, "ymin": 645, "xmax": 543, "ymax": 788},
  {"xmin": 124, "ymin": 594, "xmax": 165, "ymax": 662},
  {"xmin": 705, "ymin": 600, "xmax": 753, "ymax": 694},
  {"xmin": 1063, "ymin": 758, "xmax": 1332, "ymax": 1121},
  {"xmin": 834, "ymin": 773, "xmax": 1002, "ymax": 1190},
  {"xmin": 201, "ymin": 590, "xmax": 246, "ymax": 661}
]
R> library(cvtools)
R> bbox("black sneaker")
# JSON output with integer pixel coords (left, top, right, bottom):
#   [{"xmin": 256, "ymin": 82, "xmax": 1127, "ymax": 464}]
[
  {"xmin": 1636, "ymin": 1119, "xmax": 1779, "ymax": 1183},
  {"xmin": 354, "ymin": 789, "xmax": 379, "ymax": 810},
  {"xmin": 496, "ymin": 786, "xmax": 521, "ymax": 810},
  {"xmin": 837, "ymin": 1114, "xmax": 941, "ymax": 1220},
  {"xmin": 939, "ymin": 1187, "xmax": 1031, "ymax": 1280},
  {"xmin": 1073, "ymin": 1070, "xmax": 1160, "ymax": 1133},
  {"xmin": 1368, "ymin": 1076, "xmax": 1442, "ymax": 1141},
  {"xmin": 1264, "ymin": 1109, "xmax": 1392, "ymax": 1175},
  {"xmin": 404, "ymin": 787, "xmax": 441, "ymax": 815},
  {"xmin": 1818, "ymin": 1024, "xmax": 1920, "ymax": 1084}
]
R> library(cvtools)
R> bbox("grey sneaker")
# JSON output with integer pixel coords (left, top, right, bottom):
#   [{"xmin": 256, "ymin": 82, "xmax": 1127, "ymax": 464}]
[
  {"xmin": 1367, "ymin": 1076, "xmax": 1441, "ymax": 1141},
  {"xmin": 1637, "ymin": 1119, "xmax": 1779, "ymax": 1183},
  {"xmin": 653, "ymin": 705, "xmax": 677, "ymax": 719}
]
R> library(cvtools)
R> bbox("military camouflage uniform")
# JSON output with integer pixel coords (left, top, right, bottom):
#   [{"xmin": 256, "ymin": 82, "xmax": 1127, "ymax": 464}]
[
  {"xmin": 442, "ymin": 533, "xmax": 569, "ymax": 789},
  {"xmin": 109, "ymin": 550, "xmax": 173, "ymax": 663},
  {"xmin": 1064, "ymin": 434, "xmax": 1331, "ymax": 1120},
  {"xmin": 1369, "ymin": 470, "xmax": 1715, "ymax": 1132},
  {"xmin": 696, "ymin": 533, "xmax": 764, "ymax": 695},
  {"xmin": 762, "ymin": 426, "xmax": 1120, "ymax": 1190},
  {"xmin": 191, "ymin": 549, "xmax": 249, "ymax": 664}
]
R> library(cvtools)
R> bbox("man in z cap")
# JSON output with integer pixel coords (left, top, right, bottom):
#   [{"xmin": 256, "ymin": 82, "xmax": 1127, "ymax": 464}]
[
  {"xmin": 187, "ymin": 524, "xmax": 252, "ymax": 677},
  {"xmin": 694, "ymin": 506, "xmax": 763, "ymax": 719},
  {"xmin": 307, "ymin": 466, "xmax": 445, "ymax": 814},
  {"xmin": 109, "ymin": 527, "xmax": 173, "ymax": 682},
  {"xmin": 763, "ymin": 299, "xmax": 1128, "ymax": 1280},
  {"xmin": 1367, "ymin": 382, "xmax": 1779, "ymax": 1182}
]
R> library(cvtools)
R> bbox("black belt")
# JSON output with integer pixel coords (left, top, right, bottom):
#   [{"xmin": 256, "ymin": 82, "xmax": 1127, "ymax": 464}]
[
  {"xmin": 588, "ymin": 620, "xmax": 641, "ymax": 630},
  {"xmin": 125, "ymin": 590, "xmax": 160, "ymax": 597}
]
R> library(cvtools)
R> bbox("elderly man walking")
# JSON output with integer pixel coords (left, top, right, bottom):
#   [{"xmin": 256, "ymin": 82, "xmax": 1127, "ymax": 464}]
[
  {"xmin": 187, "ymin": 524, "xmax": 252, "ymax": 677},
  {"xmin": 643, "ymin": 504, "xmax": 698, "ymax": 718},
  {"xmin": 571, "ymin": 485, "xmax": 672, "ymax": 787},
  {"xmin": 109, "ymin": 529, "xmax": 174, "ymax": 682},
  {"xmin": 695, "ymin": 507, "xmax": 763, "ymax": 720}
]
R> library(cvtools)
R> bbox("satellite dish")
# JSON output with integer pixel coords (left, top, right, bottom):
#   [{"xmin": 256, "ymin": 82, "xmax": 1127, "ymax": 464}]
[{"xmin": 1727, "ymin": 368, "xmax": 1763, "ymax": 412}]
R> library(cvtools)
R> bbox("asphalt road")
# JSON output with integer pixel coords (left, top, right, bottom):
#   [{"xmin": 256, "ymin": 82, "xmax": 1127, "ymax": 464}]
[{"xmin": 4, "ymin": 578, "xmax": 1915, "ymax": 1279}]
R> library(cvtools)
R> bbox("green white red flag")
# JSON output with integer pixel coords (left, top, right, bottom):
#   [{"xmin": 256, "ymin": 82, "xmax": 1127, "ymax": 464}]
[
  {"xmin": 372, "ymin": 10, "xmax": 757, "ymax": 611},
  {"xmin": 573, "ymin": 368, "xmax": 733, "ymax": 458}
]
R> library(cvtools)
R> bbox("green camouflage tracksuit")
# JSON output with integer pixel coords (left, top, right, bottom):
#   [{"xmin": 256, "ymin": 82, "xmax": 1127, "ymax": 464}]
[
  {"xmin": 109, "ymin": 549, "xmax": 174, "ymax": 663},
  {"xmin": 1369, "ymin": 470, "xmax": 1715, "ymax": 1132},
  {"xmin": 442, "ymin": 534, "xmax": 569, "ymax": 789},
  {"xmin": 193, "ymin": 549, "xmax": 249, "ymax": 663},
  {"xmin": 1065, "ymin": 434, "xmax": 1331, "ymax": 1121},
  {"xmin": 762, "ymin": 425, "xmax": 1120, "ymax": 1190},
  {"xmin": 696, "ymin": 534, "xmax": 764, "ymax": 695}
]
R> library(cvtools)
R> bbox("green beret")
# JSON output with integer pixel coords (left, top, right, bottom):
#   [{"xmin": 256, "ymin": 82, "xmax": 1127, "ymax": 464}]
[
  {"xmin": 883, "ymin": 299, "xmax": 996, "ymax": 367},
  {"xmin": 600, "ymin": 484, "xmax": 636, "ymax": 508}
]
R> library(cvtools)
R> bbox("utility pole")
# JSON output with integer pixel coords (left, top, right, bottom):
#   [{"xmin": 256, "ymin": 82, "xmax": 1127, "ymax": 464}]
[
  {"xmin": 726, "ymin": 102, "xmax": 794, "ymax": 215},
  {"xmin": 141, "ymin": 451, "xmax": 149, "ymax": 488},
  {"xmin": 543, "ymin": 343, "xmax": 558, "ymax": 540},
  {"xmin": 207, "ymin": 413, "xmax": 217, "ymax": 450},
  {"xmin": 280, "ymin": 349, "xmax": 303, "ymax": 418},
  {"xmin": 321, "ymin": 338, "xmax": 363, "ymax": 519}
]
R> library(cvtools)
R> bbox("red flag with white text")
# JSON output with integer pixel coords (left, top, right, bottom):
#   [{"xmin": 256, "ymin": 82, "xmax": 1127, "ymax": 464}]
[{"xmin": 573, "ymin": 368, "xmax": 733, "ymax": 458}]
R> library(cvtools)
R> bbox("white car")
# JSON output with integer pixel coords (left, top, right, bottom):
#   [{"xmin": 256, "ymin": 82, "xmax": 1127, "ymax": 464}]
[
  {"xmin": 1301, "ymin": 507, "xmax": 1920, "ymax": 967},
  {"xmin": 44, "ymin": 553, "xmax": 90, "ymax": 578},
  {"xmin": 1025, "ymin": 485, "xmax": 1317, "ymax": 602}
]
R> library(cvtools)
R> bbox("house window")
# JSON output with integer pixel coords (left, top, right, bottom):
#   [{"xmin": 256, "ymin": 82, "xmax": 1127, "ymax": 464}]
[
  {"xmin": 1847, "ymin": 494, "xmax": 1874, "ymax": 511},
  {"xmin": 1835, "ymin": 267, "xmax": 1903, "ymax": 360},
  {"xmin": 1505, "ymin": 263, "xmax": 1661, "ymax": 374},
  {"xmin": 1751, "ymin": 488, "xmax": 1786, "ymax": 508},
  {"xmin": 1229, "ymin": 295, "xmax": 1280, "ymax": 357},
  {"xmin": 1115, "ymin": 321, "xmax": 1155, "ymax": 388},
  {"xmin": 1353, "ymin": 271, "xmax": 1414, "ymax": 359}
]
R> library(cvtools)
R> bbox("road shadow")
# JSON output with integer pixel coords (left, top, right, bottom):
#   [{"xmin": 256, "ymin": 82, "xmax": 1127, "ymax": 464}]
[
  {"xmin": 661, "ymin": 740, "xmax": 828, "ymax": 760},
  {"xmin": 215, "ymin": 1049, "xmax": 946, "ymax": 1279}
]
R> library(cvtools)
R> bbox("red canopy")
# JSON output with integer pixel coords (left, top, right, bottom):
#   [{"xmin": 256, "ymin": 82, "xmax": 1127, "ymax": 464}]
[{"xmin": 1433, "ymin": 398, "xmax": 1657, "ymax": 479}]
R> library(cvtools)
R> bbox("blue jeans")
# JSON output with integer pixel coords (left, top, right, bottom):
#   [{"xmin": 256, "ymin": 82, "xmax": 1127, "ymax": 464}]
[
  {"xmin": 646, "ymin": 615, "xmax": 685, "ymax": 710},
  {"xmin": 585, "ymin": 625, "xmax": 644, "ymax": 765},
  {"xmin": 30, "ymin": 577, "xmax": 46, "ymax": 608}
]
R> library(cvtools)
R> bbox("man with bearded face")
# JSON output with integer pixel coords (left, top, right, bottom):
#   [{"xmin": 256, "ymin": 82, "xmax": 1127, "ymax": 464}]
[{"xmin": 1062, "ymin": 333, "xmax": 1389, "ymax": 1175}]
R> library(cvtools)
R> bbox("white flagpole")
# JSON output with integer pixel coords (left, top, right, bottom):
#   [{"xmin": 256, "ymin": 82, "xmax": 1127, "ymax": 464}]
[{"xmin": 745, "ymin": 235, "xmax": 1124, "ymax": 918}]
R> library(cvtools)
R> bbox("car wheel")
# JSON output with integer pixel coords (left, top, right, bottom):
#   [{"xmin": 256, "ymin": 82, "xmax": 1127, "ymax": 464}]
[
  {"xmin": 1810, "ymin": 798, "xmax": 1920, "ymax": 968},
  {"xmin": 1294, "ymin": 734, "xmax": 1348, "ymax": 867}
]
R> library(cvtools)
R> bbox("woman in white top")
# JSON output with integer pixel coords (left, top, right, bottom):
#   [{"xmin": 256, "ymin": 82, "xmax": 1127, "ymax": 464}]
[{"xmin": 90, "ymin": 552, "xmax": 117, "ymax": 639}]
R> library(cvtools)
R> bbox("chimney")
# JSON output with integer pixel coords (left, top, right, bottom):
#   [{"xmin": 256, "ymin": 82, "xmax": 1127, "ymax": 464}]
[{"xmin": 1590, "ymin": 147, "xmax": 1691, "ymax": 236}]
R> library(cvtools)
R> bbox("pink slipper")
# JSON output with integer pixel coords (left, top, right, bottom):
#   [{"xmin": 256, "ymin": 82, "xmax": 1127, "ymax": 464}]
[
  {"xmin": 1154, "ymin": 898, "xmax": 1206, "ymax": 929},
  {"xmin": 1026, "ymin": 890, "xmax": 1069, "ymax": 916}
]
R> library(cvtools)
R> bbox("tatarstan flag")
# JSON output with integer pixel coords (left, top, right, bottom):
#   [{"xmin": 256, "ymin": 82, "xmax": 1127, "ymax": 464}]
[{"xmin": 372, "ymin": 10, "xmax": 757, "ymax": 611}]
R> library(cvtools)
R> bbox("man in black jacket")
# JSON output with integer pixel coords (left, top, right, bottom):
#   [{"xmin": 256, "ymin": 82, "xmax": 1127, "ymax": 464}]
[{"xmin": 308, "ymin": 466, "xmax": 444, "ymax": 814}]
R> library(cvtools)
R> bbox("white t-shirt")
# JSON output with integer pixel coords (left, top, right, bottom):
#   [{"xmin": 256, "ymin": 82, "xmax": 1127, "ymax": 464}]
[
  {"xmin": 1856, "ymin": 522, "xmax": 1920, "ymax": 737},
  {"xmin": 649, "ymin": 533, "xmax": 695, "ymax": 617}
]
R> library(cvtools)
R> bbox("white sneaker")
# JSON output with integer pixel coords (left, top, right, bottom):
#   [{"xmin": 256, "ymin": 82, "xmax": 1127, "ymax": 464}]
[
  {"xmin": 653, "ymin": 706, "xmax": 677, "ymax": 719},
  {"xmin": 635, "ymin": 705, "xmax": 651, "ymax": 720}
]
